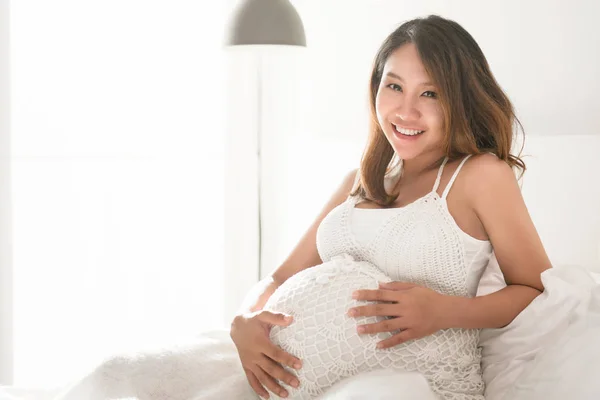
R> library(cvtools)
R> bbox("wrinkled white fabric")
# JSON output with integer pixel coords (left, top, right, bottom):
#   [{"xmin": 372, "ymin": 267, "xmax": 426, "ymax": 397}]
[
  {"xmin": 50, "ymin": 330, "xmax": 258, "ymax": 400},
  {"xmin": 480, "ymin": 266, "xmax": 600, "ymax": 400}
]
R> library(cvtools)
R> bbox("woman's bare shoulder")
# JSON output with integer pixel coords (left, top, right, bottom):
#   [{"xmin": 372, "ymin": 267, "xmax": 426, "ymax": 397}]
[{"xmin": 460, "ymin": 153, "xmax": 517, "ymax": 200}]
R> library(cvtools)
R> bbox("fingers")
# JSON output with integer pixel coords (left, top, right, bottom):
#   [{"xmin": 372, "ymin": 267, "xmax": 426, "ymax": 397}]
[
  {"xmin": 260, "ymin": 353, "xmax": 300, "ymax": 389},
  {"xmin": 254, "ymin": 363, "xmax": 289, "ymax": 398},
  {"xmin": 376, "ymin": 329, "xmax": 415, "ymax": 349},
  {"xmin": 264, "ymin": 343, "xmax": 303, "ymax": 372},
  {"xmin": 352, "ymin": 288, "xmax": 400, "ymax": 302},
  {"xmin": 347, "ymin": 303, "xmax": 401, "ymax": 318},
  {"xmin": 259, "ymin": 311, "xmax": 294, "ymax": 327},
  {"xmin": 356, "ymin": 317, "xmax": 404, "ymax": 335},
  {"xmin": 246, "ymin": 369, "xmax": 270, "ymax": 399}
]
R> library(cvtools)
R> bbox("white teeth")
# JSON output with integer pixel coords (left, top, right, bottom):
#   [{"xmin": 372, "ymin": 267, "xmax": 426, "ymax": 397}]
[{"xmin": 394, "ymin": 125, "xmax": 424, "ymax": 136}]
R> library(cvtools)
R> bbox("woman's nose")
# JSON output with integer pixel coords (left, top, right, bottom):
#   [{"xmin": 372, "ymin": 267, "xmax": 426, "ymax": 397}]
[{"xmin": 394, "ymin": 99, "xmax": 420, "ymax": 122}]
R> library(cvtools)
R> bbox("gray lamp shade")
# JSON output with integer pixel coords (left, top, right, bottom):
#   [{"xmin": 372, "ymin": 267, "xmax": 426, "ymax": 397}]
[{"xmin": 224, "ymin": 0, "xmax": 306, "ymax": 47}]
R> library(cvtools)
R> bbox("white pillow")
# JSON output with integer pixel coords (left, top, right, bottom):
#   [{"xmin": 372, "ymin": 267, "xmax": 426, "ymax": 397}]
[
  {"xmin": 506, "ymin": 326, "xmax": 600, "ymax": 399},
  {"xmin": 504, "ymin": 272, "xmax": 600, "ymax": 399},
  {"xmin": 475, "ymin": 253, "xmax": 600, "ymax": 400}
]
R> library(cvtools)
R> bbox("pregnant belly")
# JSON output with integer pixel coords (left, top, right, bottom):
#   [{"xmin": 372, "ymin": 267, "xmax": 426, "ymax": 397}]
[{"xmin": 263, "ymin": 254, "xmax": 483, "ymax": 400}]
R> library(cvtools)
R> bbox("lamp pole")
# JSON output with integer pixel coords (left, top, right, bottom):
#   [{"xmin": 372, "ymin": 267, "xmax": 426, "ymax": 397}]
[{"xmin": 224, "ymin": 0, "xmax": 306, "ymax": 284}]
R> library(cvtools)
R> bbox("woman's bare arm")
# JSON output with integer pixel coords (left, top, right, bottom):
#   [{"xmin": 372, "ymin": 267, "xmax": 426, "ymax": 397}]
[{"xmin": 441, "ymin": 154, "xmax": 552, "ymax": 329}]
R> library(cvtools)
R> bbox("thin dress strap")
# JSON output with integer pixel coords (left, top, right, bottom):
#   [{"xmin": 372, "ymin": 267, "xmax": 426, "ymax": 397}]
[
  {"xmin": 441, "ymin": 154, "xmax": 472, "ymax": 199},
  {"xmin": 431, "ymin": 156, "xmax": 449, "ymax": 193}
]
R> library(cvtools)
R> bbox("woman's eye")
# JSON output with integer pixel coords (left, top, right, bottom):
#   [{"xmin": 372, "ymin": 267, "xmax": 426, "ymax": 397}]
[
  {"xmin": 387, "ymin": 83, "xmax": 402, "ymax": 92},
  {"xmin": 422, "ymin": 91, "xmax": 438, "ymax": 98}
]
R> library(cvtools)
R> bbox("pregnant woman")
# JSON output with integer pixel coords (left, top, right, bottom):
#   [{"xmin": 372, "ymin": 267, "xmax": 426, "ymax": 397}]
[
  {"xmin": 230, "ymin": 15, "xmax": 551, "ymax": 399},
  {"xmin": 53, "ymin": 15, "xmax": 551, "ymax": 400}
]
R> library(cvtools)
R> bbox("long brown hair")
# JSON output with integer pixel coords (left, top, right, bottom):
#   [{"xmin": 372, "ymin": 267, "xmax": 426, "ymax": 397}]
[{"xmin": 350, "ymin": 15, "xmax": 526, "ymax": 206}]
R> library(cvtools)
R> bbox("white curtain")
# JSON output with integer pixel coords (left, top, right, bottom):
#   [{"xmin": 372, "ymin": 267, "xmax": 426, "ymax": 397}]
[{"xmin": 7, "ymin": 0, "xmax": 231, "ymax": 388}]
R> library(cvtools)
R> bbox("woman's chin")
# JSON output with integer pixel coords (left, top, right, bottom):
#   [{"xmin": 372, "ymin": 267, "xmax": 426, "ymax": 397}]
[
  {"xmin": 390, "ymin": 147, "xmax": 420, "ymax": 161},
  {"xmin": 385, "ymin": 137, "xmax": 420, "ymax": 160}
]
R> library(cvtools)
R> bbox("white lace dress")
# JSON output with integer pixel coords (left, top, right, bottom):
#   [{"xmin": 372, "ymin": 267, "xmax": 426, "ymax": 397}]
[{"xmin": 263, "ymin": 155, "xmax": 493, "ymax": 399}]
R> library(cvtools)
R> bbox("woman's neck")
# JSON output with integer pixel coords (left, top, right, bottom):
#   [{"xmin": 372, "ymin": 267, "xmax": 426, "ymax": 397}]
[{"xmin": 400, "ymin": 150, "xmax": 446, "ymax": 180}]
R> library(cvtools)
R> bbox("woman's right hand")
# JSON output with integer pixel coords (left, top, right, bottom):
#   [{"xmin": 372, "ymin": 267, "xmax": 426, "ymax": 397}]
[{"xmin": 230, "ymin": 310, "xmax": 302, "ymax": 399}]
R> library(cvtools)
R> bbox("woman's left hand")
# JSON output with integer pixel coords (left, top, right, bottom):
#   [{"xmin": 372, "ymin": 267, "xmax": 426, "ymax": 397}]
[{"xmin": 347, "ymin": 281, "xmax": 449, "ymax": 349}]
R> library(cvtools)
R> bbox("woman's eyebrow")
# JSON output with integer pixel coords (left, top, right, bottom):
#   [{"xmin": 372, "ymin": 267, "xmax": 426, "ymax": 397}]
[{"xmin": 385, "ymin": 71, "xmax": 434, "ymax": 87}]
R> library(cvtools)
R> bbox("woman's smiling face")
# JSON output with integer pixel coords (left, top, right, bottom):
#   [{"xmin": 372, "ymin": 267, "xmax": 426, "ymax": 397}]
[{"xmin": 375, "ymin": 43, "xmax": 445, "ymax": 161}]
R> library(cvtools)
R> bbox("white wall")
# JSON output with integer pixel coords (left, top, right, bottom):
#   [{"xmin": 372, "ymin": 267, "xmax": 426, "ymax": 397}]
[
  {"xmin": 257, "ymin": 0, "xmax": 600, "ymax": 279},
  {"xmin": 520, "ymin": 135, "xmax": 600, "ymax": 271}
]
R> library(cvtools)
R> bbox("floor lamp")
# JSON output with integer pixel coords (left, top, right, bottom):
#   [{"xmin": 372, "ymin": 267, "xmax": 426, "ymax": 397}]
[{"xmin": 224, "ymin": 0, "xmax": 306, "ymax": 281}]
